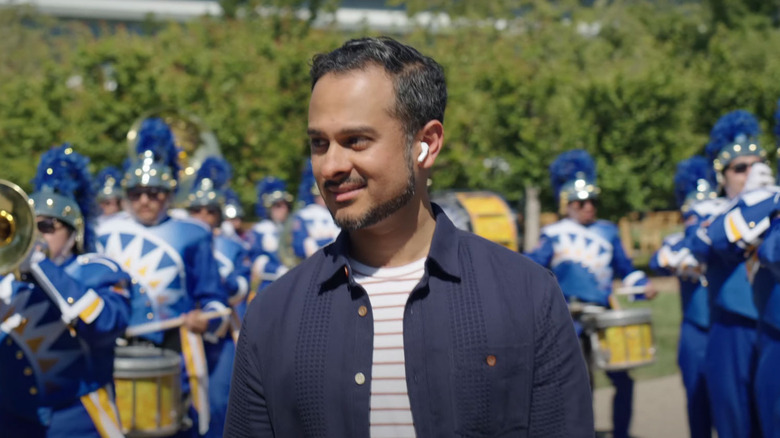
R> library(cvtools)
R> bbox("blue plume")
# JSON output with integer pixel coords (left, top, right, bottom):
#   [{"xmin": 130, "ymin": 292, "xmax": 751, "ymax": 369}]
[
  {"xmin": 194, "ymin": 157, "xmax": 232, "ymax": 190},
  {"xmin": 95, "ymin": 166, "xmax": 123, "ymax": 188},
  {"xmin": 705, "ymin": 110, "xmax": 761, "ymax": 162},
  {"xmin": 298, "ymin": 159, "xmax": 317, "ymax": 207},
  {"xmin": 674, "ymin": 156, "xmax": 714, "ymax": 208},
  {"xmin": 224, "ymin": 188, "xmax": 241, "ymax": 206},
  {"xmin": 32, "ymin": 143, "xmax": 95, "ymax": 251},
  {"xmin": 135, "ymin": 117, "xmax": 180, "ymax": 177},
  {"xmin": 549, "ymin": 149, "xmax": 596, "ymax": 204},
  {"xmin": 255, "ymin": 176, "xmax": 289, "ymax": 218}
]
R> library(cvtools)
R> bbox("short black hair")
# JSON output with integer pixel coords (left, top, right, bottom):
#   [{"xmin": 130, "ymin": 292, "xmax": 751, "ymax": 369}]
[{"xmin": 310, "ymin": 36, "xmax": 447, "ymax": 141}]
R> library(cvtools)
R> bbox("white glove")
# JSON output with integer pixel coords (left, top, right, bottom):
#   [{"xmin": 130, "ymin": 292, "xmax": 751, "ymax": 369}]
[
  {"xmin": 743, "ymin": 162, "xmax": 775, "ymax": 192},
  {"xmin": 18, "ymin": 241, "xmax": 48, "ymax": 274}
]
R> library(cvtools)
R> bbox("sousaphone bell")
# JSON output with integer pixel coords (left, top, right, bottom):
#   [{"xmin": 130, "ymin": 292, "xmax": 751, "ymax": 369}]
[{"xmin": 0, "ymin": 180, "xmax": 36, "ymax": 276}]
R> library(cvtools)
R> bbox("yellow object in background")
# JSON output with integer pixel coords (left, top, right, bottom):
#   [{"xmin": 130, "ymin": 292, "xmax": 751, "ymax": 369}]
[
  {"xmin": 453, "ymin": 191, "xmax": 518, "ymax": 250},
  {"xmin": 115, "ymin": 375, "xmax": 178, "ymax": 431}
]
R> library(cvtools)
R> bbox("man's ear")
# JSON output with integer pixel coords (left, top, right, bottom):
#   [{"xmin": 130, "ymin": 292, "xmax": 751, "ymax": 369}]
[{"xmin": 416, "ymin": 120, "xmax": 443, "ymax": 169}]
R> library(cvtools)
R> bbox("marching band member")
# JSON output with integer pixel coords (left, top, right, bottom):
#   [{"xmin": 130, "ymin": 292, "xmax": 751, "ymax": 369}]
[
  {"xmin": 649, "ymin": 156, "xmax": 718, "ymax": 438},
  {"xmin": 527, "ymin": 149, "xmax": 656, "ymax": 438},
  {"xmin": 0, "ymin": 144, "xmax": 131, "ymax": 437},
  {"xmin": 96, "ymin": 118, "xmax": 228, "ymax": 437},
  {"xmin": 290, "ymin": 159, "xmax": 340, "ymax": 260},
  {"xmin": 752, "ymin": 103, "xmax": 780, "ymax": 438},
  {"xmin": 220, "ymin": 188, "xmax": 246, "ymax": 242},
  {"xmin": 248, "ymin": 176, "xmax": 292, "ymax": 258},
  {"xmin": 93, "ymin": 166, "xmax": 128, "ymax": 227},
  {"xmin": 700, "ymin": 103, "xmax": 780, "ymax": 438},
  {"xmin": 184, "ymin": 157, "xmax": 250, "ymax": 438},
  {"xmin": 687, "ymin": 110, "xmax": 766, "ymax": 438},
  {"xmin": 246, "ymin": 177, "xmax": 291, "ymax": 294}
]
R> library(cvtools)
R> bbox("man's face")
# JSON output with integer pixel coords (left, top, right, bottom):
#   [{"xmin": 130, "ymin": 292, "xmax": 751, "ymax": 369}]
[
  {"xmin": 567, "ymin": 199, "xmax": 597, "ymax": 225},
  {"xmin": 228, "ymin": 217, "xmax": 243, "ymax": 233},
  {"xmin": 188, "ymin": 205, "xmax": 221, "ymax": 229},
  {"xmin": 723, "ymin": 155, "xmax": 763, "ymax": 198},
  {"xmin": 126, "ymin": 186, "xmax": 170, "ymax": 226},
  {"xmin": 269, "ymin": 201, "xmax": 289, "ymax": 224},
  {"xmin": 307, "ymin": 65, "xmax": 416, "ymax": 231},
  {"xmin": 99, "ymin": 198, "xmax": 121, "ymax": 216},
  {"xmin": 36, "ymin": 216, "xmax": 72, "ymax": 258}
]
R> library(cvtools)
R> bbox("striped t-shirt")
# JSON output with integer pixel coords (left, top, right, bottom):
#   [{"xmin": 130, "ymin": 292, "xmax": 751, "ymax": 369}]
[{"xmin": 349, "ymin": 257, "xmax": 426, "ymax": 438}]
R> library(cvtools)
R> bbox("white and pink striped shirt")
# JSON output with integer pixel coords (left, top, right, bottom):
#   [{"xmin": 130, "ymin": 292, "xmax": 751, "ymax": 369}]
[{"xmin": 349, "ymin": 257, "xmax": 426, "ymax": 438}]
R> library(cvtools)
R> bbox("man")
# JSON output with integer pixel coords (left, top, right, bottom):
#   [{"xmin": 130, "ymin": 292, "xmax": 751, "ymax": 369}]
[
  {"xmin": 686, "ymin": 110, "xmax": 766, "ymax": 438},
  {"xmin": 527, "ymin": 149, "xmax": 656, "ymax": 438},
  {"xmin": 225, "ymin": 36, "xmax": 593, "ymax": 437},
  {"xmin": 94, "ymin": 166, "xmax": 128, "ymax": 227},
  {"xmin": 185, "ymin": 156, "xmax": 251, "ymax": 437},
  {"xmin": 246, "ymin": 176, "xmax": 292, "ymax": 292},
  {"xmin": 97, "ymin": 118, "xmax": 228, "ymax": 437},
  {"xmin": 289, "ymin": 159, "xmax": 341, "ymax": 262},
  {"xmin": 220, "ymin": 188, "xmax": 246, "ymax": 241},
  {"xmin": 1, "ymin": 144, "xmax": 131, "ymax": 437},
  {"xmin": 650, "ymin": 156, "xmax": 719, "ymax": 438}
]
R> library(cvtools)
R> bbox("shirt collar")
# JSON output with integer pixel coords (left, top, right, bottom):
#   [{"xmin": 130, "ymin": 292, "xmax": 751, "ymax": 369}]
[{"xmin": 317, "ymin": 202, "xmax": 462, "ymax": 290}]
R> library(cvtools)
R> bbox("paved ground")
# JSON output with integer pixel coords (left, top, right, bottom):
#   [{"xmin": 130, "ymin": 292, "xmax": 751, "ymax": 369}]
[{"xmin": 594, "ymin": 373, "xmax": 689, "ymax": 438}]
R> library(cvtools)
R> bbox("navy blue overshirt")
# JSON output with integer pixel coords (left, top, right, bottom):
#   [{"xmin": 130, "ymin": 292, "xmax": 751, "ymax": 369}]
[{"xmin": 225, "ymin": 204, "xmax": 594, "ymax": 437}]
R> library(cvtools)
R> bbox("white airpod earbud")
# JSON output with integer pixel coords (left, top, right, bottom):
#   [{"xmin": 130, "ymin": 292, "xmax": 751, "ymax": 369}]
[{"xmin": 418, "ymin": 142, "xmax": 429, "ymax": 163}]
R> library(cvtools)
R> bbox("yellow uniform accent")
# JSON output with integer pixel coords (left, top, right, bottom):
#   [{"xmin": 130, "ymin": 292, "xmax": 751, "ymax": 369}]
[
  {"xmin": 80, "ymin": 387, "xmax": 123, "ymax": 438},
  {"xmin": 180, "ymin": 326, "xmax": 209, "ymax": 433},
  {"xmin": 727, "ymin": 216, "xmax": 742, "ymax": 242},
  {"xmin": 79, "ymin": 297, "xmax": 104, "ymax": 324}
]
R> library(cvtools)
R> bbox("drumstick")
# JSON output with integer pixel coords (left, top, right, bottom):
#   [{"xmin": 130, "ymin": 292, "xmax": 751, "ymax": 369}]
[
  {"xmin": 614, "ymin": 286, "xmax": 647, "ymax": 296},
  {"xmin": 125, "ymin": 308, "xmax": 233, "ymax": 337}
]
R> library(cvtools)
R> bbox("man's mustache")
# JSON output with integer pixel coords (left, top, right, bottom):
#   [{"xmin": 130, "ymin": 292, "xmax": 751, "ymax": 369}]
[{"xmin": 322, "ymin": 177, "xmax": 367, "ymax": 190}]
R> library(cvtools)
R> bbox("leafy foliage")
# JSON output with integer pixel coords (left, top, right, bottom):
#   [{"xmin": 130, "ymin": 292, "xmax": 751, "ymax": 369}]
[{"xmin": 2, "ymin": 1, "xmax": 780, "ymax": 220}]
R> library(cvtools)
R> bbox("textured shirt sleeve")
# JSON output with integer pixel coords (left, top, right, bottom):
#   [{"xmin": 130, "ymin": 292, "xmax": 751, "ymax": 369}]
[
  {"xmin": 528, "ymin": 273, "xmax": 594, "ymax": 437},
  {"xmin": 224, "ymin": 308, "xmax": 274, "ymax": 436}
]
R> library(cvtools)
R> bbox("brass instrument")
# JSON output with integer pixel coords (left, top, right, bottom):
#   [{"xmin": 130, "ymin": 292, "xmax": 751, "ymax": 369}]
[
  {"xmin": 127, "ymin": 109, "xmax": 223, "ymax": 206},
  {"xmin": 0, "ymin": 180, "xmax": 36, "ymax": 276}
]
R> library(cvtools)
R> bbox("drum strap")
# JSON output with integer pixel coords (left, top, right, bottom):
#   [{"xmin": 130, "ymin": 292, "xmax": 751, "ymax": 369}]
[
  {"xmin": 80, "ymin": 385, "xmax": 124, "ymax": 438},
  {"xmin": 180, "ymin": 326, "xmax": 210, "ymax": 435}
]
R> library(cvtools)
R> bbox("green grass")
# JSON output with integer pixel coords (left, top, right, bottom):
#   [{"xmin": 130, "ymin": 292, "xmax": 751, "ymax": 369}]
[{"xmin": 593, "ymin": 290, "xmax": 681, "ymax": 389}]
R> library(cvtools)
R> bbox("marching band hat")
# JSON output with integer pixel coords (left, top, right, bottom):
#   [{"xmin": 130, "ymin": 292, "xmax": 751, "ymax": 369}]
[
  {"xmin": 550, "ymin": 149, "xmax": 600, "ymax": 215},
  {"xmin": 30, "ymin": 143, "xmax": 95, "ymax": 252}
]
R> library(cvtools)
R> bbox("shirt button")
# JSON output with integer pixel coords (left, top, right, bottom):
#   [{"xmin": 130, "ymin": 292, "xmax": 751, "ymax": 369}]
[
  {"xmin": 355, "ymin": 372, "xmax": 366, "ymax": 385},
  {"xmin": 24, "ymin": 367, "xmax": 32, "ymax": 376},
  {"xmin": 147, "ymin": 312, "xmax": 154, "ymax": 320},
  {"xmin": 29, "ymin": 387, "xmax": 37, "ymax": 395},
  {"xmin": 67, "ymin": 297, "xmax": 74, "ymax": 304},
  {"xmin": 16, "ymin": 351, "xmax": 23, "ymax": 360},
  {"xmin": 486, "ymin": 355, "xmax": 497, "ymax": 367},
  {"xmin": 358, "ymin": 306, "xmax": 368, "ymax": 317}
]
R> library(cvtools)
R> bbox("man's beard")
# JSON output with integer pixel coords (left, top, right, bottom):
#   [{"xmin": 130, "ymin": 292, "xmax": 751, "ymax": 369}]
[{"xmin": 332, "ymin": 157, "xmax": 416, "ymax": 231}]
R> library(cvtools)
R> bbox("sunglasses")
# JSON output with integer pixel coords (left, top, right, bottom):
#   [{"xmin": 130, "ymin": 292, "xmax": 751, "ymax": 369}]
[
  {"xmin": 571, "ymin": 199, "xmax": 597, "ymax": 207},
  {"xmin": 37, "ymin": 217, "xmax": 64, "ymax": 234},
  {"xmin": 188, "ymin": 206, "xmax": 221, "ymax": 216},
  {"xmin": 726, "ymin": 162, "xmax": 754, "ymax": 174},
  {"xmin": 126, "ymin": 187, "xmax": 168, "ymax": 201}
]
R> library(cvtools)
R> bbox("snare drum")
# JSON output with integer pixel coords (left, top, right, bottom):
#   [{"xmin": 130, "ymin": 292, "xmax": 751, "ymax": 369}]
[
  {"xmin": 114, "ymin": 346, "xmax": 182, "ymax": 437},
  {"xmin": 431, "ymin": 190, "xmax": 518, "ymax": 250},
  {"xmin": 581, "ymin": 308, "xmax": 656, "ymax": 371}
]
